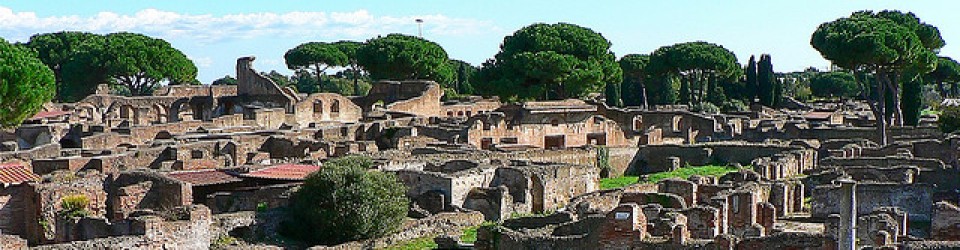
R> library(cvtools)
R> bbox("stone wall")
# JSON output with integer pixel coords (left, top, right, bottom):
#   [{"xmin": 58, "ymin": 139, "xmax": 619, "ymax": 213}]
[
  {"xmin": 632, "ymin": 143, "xmax": 806, "ymax": 174},
  {"xmin": 206, "ymin": 183, "xmax": 297, "ymax": 214},
  {"xmin": 354, "ymin": 81, "xmax": 444, "ymax": 117},
  {"xmin": 31, "ymin": 205, "xmax": 213, "ymax": 250},
  {"xmin": 24, "ymin": 171, "xmax": 109, "ymax": 244},
  {"xmin": 931, "ymin": 201, "xmax": 960, "ymax": 241},
  {"xmin": 0, "ymin": 234, "xmax": 27, "ymax": 249},
  {"xmin": 466, "ymin": 111, "xmax": 636, "ymax": 149},
  {"xmin": 735, "ymin": 232, "xmax": 838, "ymax": 250},
  {"xmin": 107, "ymin": 171, "xmax": 192, "ymax": 220},
  {"xmin": 235, "ymin": 57, "xmax": 297, "ymax": 111},
  {"xmin": 0, "ymin": 185, "xmax": 29, "ymax": 236},
  {"xmin": 811, "ymin": 183, "xmax": 934, "ymax": 221},
  {"xmin": 314, "ymin": 211, "xmax": 483, "ymax": 250},
  {"xmin": 293, "ymin": 93, "xmax": 362, "ymax": 127}
]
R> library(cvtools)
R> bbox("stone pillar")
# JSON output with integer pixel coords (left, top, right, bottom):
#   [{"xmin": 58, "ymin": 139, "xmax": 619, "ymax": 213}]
[
  {"xmin": 758, "ymin": 202, "xmax": 777, "ymax": 233},
  {"xmin": 770, "ymin": 182, "xmax": 789, "ymax": 217},
  {"xmin": 727, "ymin": 191, "xmax": 757, "ymax": 236},
  {"xmin": 838, "ymin": 179, "xmax": 857, "ymax": 250},
  {"xmin": 793, "ymin": 183, "xmax": 805, "ymax": 213},
  {"xmin": 671, "ymin": 224, "xmax": 689, "ymax": 245}
]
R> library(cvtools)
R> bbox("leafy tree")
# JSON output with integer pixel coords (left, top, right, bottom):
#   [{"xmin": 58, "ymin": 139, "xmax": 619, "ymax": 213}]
[
  {"xmin": 211, "ymin": 75, "xmax": 237, "ymax": 85},
  {"xmin": 928, "ymin": 57, "xmax": 960, "ymax": 97},
  {"xmin": 811, "ymin": 10, "xmax": 940, "ymax": 145},
  {"xmin": 744, "ymin": 55, "xmax": 758, "ymax": 103},
  {"xmin": 0, "ymin": 39, "xmax": 56, "ymax": 127},
  {"xmin": 263, "ymin": 70, "xmax": 293, "ymax": 88},
  {"xmin": 757, "ymin": 54, "xmax": 776, "ymax": 106},
  {"xmin": 619, "ymin": 54, "xmax": 651, "ymax": 107},
  {"xmin": 647, "ymin": 41, "xmax": 742, "ymax": 106},
  {"xmin": 331, "ymin": 41, "xmax": 365, "ymax": 95},
  {"xmin": 285, "ymin": 42, "xmax": 348, "ymax": 91},
  {"xmin": 448, "ymin": 59, "xmax": 478, "ymax": 97},
  {"xmin": 284, "ymin": 156, "xmax": 408, "ymax": 245},
  {"xmin": 294, "ymin": 71, "xmax": 320, "ymax": 94},
  {"xmin": 810, "ymin": 71, "xmax": 859, "ymax": 100},
  {"xmin": 24, "ymin": 31, "xmax": 100, "ymax": 102},
  {"xmin": 477, "ymin": 23, "xmax": 622, "ymax": 101},
  {"xmin": 357, "ymin": 34, "xmax": 453, "ymax": 84},
  {"xmin": 62, "ymin": 32, "xmax": 198, "ymax": 96},
  {"xmin": 605, "ymin": 81, "xmax": 623, "ymax": 107},
  {"xmin": 939, "ymin": 105, "xmax": 960, "ymax": 133},
  {"xmin": 647, "ymin": 74, "xmax": 680, "ymax": 105}
]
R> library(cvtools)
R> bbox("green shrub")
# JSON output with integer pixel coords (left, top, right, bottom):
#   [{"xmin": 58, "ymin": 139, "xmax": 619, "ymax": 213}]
[
  {"xmin": 59, "ymin": 194, "xmax": 90, "ymax": 218},
  {"xmin": 283, "ymin": 155, "xmax": 409, "ymax": 245},
  {"xmin": 939, "ymin": 106, "xmax": 960, "ymax": 133},
  {"xmin": 691, "ymin": 102, "xmax": 720, "ymax": 114}
]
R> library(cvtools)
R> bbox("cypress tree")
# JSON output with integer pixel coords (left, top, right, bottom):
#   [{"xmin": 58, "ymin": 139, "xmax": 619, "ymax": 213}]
[
  {"xmin": 902, "ymin": 76, "xmax": 923, "ymax": 126},
  {"xmin": 605, "ymin": 82, "xmax": 623, "ymax": 107},
  {"xmin": 745, "ymin": 55, "xmax": 758, "ymax": 102},
  {"xmin": 757, "ymin": 54, "xmax": 775, "ymax": 106},
  {"xmin": 679, "ymin": 77, "xmax": 691, "ymax": 105}
]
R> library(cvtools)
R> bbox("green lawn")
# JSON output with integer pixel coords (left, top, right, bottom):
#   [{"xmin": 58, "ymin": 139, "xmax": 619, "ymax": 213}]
[
  {"xmin": 382, "ymin": 225, "xmax": 481, "ymax": 250},
  {"xmin": 383, "ymin": 236, "xmax": 437, "ymax": 250},
  {"xmin": 922, "ymin": 108, "xmax": 942, "ymax": 116},
  {"xmin": 600, "ymin": 165, "xmax": 744, "ymax": 190},
  {"xmin": 600, "ymin": 176, "xmax": 641, "ymax": 189},
  {"xmin": 460, "ymin": 226, "xmax": 479, "ymax": 244}
]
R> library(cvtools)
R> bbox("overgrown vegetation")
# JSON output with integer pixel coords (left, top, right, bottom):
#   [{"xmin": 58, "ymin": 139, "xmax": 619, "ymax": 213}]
[
  {"xmin": 645, "ymin": 165, "xmax": 743, "ymax": 183},
  {"xmin": 282, "ymin": 155, "xmax": 409, "ymax": 246},
  {"xmin": 939, "ymin": 105, "xmax": 960, "ymax": 133},
  {"xmin": 59, "ymin": 194, "xmax": 91, "ymax": 218},
  {"xmin": 600, "ymin": 176, "xmax": 640, "ymax": 190},
  {"xmin": 600, "ymin": 165, "xmax": 744, "ymax": 190},
  {"xmin": 383, "ymin": 236, "xmax": 437, "ymax": 250}
]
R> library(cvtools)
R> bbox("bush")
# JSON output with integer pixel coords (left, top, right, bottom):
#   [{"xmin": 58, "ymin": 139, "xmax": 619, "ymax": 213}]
[
  {"xmin": 721, "ymin": 99, "xmax": 748, "ymax": 112},
  {"xmin": 691, "ymin": 102, "xmax": 720, "ymax": 114},
  {"xmin": 60, "ymin": 194, "xmax": 90, "ymax": 218},
  {"xmin": 939, "ymin": 106, "xmax": 960, "ymax": 133},
  {"xmin": 283, "ymin": 156, "xmax": 409, "ymax": 245}
]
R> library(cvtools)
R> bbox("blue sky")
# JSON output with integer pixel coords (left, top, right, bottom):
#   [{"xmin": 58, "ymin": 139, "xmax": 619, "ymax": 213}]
[{"xmin": 1, "ymin": 1, "xmax": 957, "ymax": 84}]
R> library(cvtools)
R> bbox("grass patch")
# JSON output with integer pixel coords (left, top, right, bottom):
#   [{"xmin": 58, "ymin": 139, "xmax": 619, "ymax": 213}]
[
  {"xmin": 600, "ymin": 176, "xmax": 641, "ymax": 189},
  {"xmin": 922, "ymin": 108, "xmax": 942, "ymax": 116},
  {"xmin": 645, "ymin": 165, "xmax": 742, "ymax": 183},
  {"xmin": 599, "ymin": 165, "xmax": 744, "ymax": 190},
  {"xmin": 383, "ymin": 236, "xmax": 438, "ymax": 250},
  {"xmin": 460, "ymin": 226, "xmax": 479, "ymax": 244}
]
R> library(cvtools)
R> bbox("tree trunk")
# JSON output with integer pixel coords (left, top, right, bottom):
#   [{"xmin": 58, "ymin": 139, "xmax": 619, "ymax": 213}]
[
  {"xmin": 883, "ymin": 72, "xmax": 904, "ymax": 126},
  {"xmin": 640, "ymin": 78, "xmax": 649, "ymax": 109},
  {"xmin": 314, "ymin": 64, "xmax": 325, "ymax": 92},
  {"xmin": 352, "ymin": 65, "xmax": 361, "ymax": 96},
  {"xmin": 876, "ymin": 70, "xmax": 888, "ymax": 145}
]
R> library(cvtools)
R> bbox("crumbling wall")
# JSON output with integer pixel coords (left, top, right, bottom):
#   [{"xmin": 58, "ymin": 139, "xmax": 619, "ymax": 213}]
[
  {"xmin": 31, "ymin": 205, "xmax": 213, "ymax": 250},
  {"xmin": 0, "ymin": 185, "xmax": 30, "ymax": 236},
  {"xmin": 811, "ymin": 183, "xmax": 933, "ymax": 221},
  {"xmin": 235, "ymin": 57, "xmax": 297, "ymax": 110},
  {"xmin": 735, "ymin": 232, "xmax": 838, "ymax": 250},
  {"xmin": 108, "ymin": 171, "xmax": 192, "ymax": 220},
  {"xmin": 931, "ymin": 201, "xmax": 960, "ymax": 241},
  {"xmin": 632, "ymin": 143, "xmax": 803, "ymax": 174}
]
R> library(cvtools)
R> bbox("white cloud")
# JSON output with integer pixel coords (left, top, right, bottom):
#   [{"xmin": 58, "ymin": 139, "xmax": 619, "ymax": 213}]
[{"xmin": 0, "ymin": 7, "xmax": 499, "ymax": 43}]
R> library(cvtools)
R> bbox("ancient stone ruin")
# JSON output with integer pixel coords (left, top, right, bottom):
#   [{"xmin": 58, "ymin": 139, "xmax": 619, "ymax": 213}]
[{"xmin": 1, "ymin": 56, "xmax": 960, "ymax": 250}]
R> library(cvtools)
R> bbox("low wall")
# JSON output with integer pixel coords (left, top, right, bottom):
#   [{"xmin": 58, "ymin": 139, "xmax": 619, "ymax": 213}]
[{"xmin": 632, "ymin": 143, "xmax": 802, "ymax": 174}]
